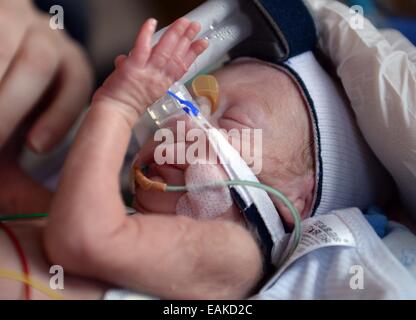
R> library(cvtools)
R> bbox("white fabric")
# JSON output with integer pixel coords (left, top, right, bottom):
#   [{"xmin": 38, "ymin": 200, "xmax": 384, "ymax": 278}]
[
  {"xmin": 254, "ymin": 208, "xmax": 416, "ymax": 300},
  {"xmin": 305, "ymin": 0, "xmax": 416, "ymax": 218},
  {"xmin": 283, "ymin": 52, "xmax": 391, "ymax": 216},
  {"xmin": 383, "ymin": 221, "xmax": 416, "ymax": 279}
]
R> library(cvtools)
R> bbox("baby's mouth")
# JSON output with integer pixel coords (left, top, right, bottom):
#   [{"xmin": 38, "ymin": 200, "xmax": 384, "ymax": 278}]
[{"xmin": 132, "ymin": 162, "xmax": 186, "ymax": 215}]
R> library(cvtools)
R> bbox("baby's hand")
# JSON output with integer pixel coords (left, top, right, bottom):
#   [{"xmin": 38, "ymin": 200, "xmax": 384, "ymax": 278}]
[{"xmin": 93, "ymin": 18, "xmax": 208, "ymax": 125}]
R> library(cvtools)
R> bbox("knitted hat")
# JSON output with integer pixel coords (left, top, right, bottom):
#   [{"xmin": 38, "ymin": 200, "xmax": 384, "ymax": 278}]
[{"xmin": 279, "ymin": 51, "xmax": 393, "ymax": 216}]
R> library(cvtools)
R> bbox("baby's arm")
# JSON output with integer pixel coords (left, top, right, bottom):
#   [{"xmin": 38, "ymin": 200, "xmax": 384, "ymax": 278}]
[{"xmin": 44, "ymin": 18, "xmax": 263, "ymax": 299}]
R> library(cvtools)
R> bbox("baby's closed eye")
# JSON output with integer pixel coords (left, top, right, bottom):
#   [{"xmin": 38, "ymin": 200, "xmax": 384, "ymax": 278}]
[{"xmin": 218, "ymin": 102, "xmax": 264, "ymax": 130}]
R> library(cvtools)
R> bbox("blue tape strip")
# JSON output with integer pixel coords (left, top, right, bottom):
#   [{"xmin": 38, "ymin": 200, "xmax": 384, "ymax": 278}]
[{"xmin": 167, "ymin": 91, "xmax": 200, "ymax": 117}]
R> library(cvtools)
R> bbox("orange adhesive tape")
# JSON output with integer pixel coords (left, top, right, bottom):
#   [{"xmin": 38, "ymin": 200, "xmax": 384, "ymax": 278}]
[
  {"xmin": 192, "ymin": 75, "xmax": 220, "ymax": 115},
  {"xmin": 134, "ymin": 166, "xmax": 166, "ymax": 193}
]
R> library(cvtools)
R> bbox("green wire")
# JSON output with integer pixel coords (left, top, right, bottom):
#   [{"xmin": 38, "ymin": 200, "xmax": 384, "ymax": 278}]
[
  {"xmin": 0, "ymin": 213, "xmax": 49, "ymax": 222},
  {"xmin": 167, "ymin": 179, "xmax": 302, "ymax": 264}
]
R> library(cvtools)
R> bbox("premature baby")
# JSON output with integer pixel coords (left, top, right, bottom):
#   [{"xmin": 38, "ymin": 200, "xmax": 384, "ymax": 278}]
[
  {"xmin": 1, "ymin": 16, "xmax": 388, "ymax": 299},
  {"xmin": 45, "ymin": 17, "xmax": 316, "ymax": 299}
]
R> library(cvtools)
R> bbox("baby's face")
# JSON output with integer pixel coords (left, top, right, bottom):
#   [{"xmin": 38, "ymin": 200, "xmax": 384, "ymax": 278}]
[{"xmin": 133, "ymin": 59, "xmax": 314, "ymax": 225}]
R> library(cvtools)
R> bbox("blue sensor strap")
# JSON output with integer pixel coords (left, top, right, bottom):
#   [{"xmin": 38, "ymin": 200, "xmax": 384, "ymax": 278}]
[{"xmin": 167, "ymin": 91, "xmax": 200, "ymax": 117}]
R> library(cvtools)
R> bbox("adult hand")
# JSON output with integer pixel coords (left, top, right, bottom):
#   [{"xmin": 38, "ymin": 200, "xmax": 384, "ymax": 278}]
[
  {"xmin": 0, "ymin": 0, "xmax": 93, "ymax": 214},
  {"xmin": 0, "ymin": 0, "xmax": 93, "ymax": 153}
]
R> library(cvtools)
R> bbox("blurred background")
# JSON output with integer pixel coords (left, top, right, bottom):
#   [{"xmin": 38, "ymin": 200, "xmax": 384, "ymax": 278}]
[
  {"xmin": 343, "ymin": 0, "xmax": 416, "ymax": 43},
  {"xmin": 36, "ymin": 0, "xmax": 204, "ymax": 86},
  {"xmin": 35, "ymin": 0, "xmax": 416, "ymax": 88},
  {"xmin": 85, "ymin": 0, "xmax": 206, "ymax": 86}
]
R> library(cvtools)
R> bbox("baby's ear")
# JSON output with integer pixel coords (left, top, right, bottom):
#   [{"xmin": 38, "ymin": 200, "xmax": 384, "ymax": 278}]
[
  {"xmin": 274, "ymin": 172, "xmax": 315, "ymax": 227},
  {"xmin": 296, "ymin": 172, "xmax": 315, "ymax": 219}
]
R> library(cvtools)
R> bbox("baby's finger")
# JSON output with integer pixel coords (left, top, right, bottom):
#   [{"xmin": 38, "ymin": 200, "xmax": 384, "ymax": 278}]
[
  {"xmin": 27, "ymin": 45, "xmax": 93, "ymax": 153},
  {"xmin": 182, "ymin": 39, "xmax": 209, "ymax": 74},
  {"xmin": 172, "ymin": 22, "xmax": 201, "ymax": 60},
  {"xmin": 163, "ymin": 22, "xmax": 201, "ymax": 79},
  {"xmin": 0, "ymin": 30, "xmax": 60, "ymax": 149},
  {"xmin": 130, "ymin": 18, "xmax": 157, "ymax": 67},
  {"xmin": 148, "ymin": 18, "xmax": 191, "ymax": 69},
  {"xmin": 114, "ymin": 54, "xmax": 127, "ymax": 69}
]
